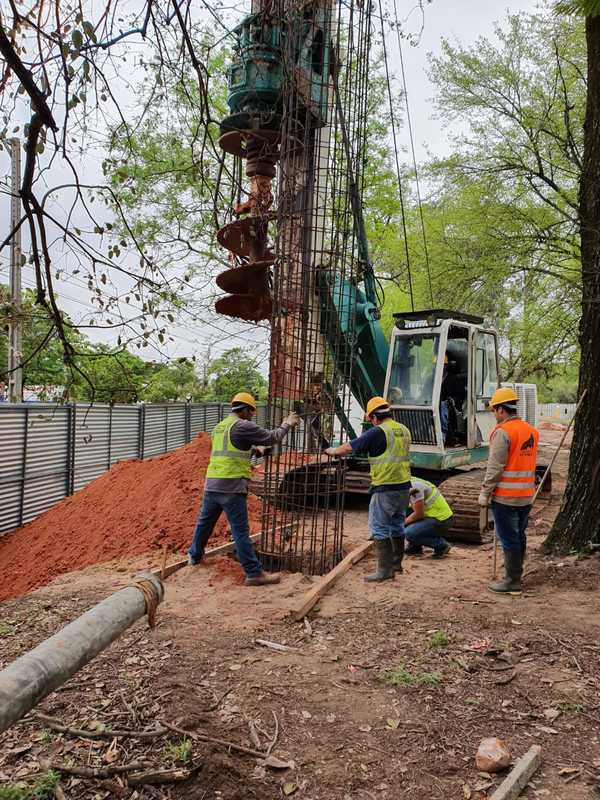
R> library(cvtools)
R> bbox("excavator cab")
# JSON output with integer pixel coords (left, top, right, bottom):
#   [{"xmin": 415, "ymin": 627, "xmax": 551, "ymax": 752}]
[{"xmin": 384, "ymin": 310, "xmax": 499, "ymax": 470}]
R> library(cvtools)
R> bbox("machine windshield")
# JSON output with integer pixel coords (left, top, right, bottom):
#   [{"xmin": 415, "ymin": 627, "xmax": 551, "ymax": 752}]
[{"xmin": 388, "ymin": 333, "xmax": 439, "ymax": 406}]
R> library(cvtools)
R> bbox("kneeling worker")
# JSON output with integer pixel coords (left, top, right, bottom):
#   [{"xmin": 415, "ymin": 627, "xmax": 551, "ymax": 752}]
[
  {"xmin": 188, "ymin": 392, "xmax": 299, "ymax": 586},
  {"xmin": 324, "ymin": 397, "xmax": 411, "ymax": 582},
  {"xmin": 405, "ymin": 478, "xmax": 453, "ymax": 558}
]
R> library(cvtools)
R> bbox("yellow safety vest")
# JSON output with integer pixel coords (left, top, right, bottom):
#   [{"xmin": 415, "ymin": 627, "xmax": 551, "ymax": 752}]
[
  {"xmin": 369, "ymin": 418, "xmax": 411, "ymax": 486},
  {"xmin": 411, "ymin": 478, "xmax": 452, "ymax": 521},
  {"xmin": 206, "ymin": 415, "xmax": 252, "ymax": 480}
]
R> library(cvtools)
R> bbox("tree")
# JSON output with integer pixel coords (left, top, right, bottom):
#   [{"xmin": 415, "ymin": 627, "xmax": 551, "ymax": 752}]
[
  {"xmin": 545, "ymin": 3, "xmax": 600, "ymax": 551},
  {"xmin": 204, "ymin": 347, "xmax": 267, "ymax": 402}
]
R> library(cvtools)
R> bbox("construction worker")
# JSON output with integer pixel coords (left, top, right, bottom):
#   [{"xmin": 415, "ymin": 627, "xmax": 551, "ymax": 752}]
[
  {"xmin": 478, "ymin": 387, "xmax": 539, "ymax": 593},
  {"xmin": 188, "ymin": 393, "xmax": 300, "ymax": 586},
  {"xmin": 405, "ymin": 478, "xmax": 453, "ymax": 558},
  {"xmin": 324, "ymin": 397, "xmax": 411, "ymax": 582}
]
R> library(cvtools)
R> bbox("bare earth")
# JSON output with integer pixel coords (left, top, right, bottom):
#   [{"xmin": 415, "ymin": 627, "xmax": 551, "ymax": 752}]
[{"xmin": 1, "ymin": 428, "xmax": 599, "ymax": 799}]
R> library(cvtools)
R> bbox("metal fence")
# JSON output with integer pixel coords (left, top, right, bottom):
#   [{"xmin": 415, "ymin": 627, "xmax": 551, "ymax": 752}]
[
  {"xmin": 538, "ymin": 403, "xmax": 576, "ymax": 423},
  {"xmin": 0, "ymin": 402, "xmax": 268, "ymax": 535}
]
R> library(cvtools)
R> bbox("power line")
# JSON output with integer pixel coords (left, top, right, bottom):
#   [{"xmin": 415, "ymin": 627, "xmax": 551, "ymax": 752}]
[
  {"xmin": 392, "ymin": 0, "xmax": 434, "ymax": 306},
  {"xmin": 378, "ymin": 0, "xmax": 415, "ymax": 312}
]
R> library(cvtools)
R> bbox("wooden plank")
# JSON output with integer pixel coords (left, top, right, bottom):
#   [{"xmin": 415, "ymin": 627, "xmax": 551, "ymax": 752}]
[
  {"xmin": 151, "ymin": 533, "xmax": 262, "ymax": 580},
  {"xmin": 489, "ymin": 745, "xmax": 542, "ymax": 800},
  {"xmin": 289, "ymin": 540, "xmax": 374, "ymax": 622}
]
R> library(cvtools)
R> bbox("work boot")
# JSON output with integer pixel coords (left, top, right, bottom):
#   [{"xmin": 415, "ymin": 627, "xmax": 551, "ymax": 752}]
[
  {"xmin": 244, "ymin": 571, "xmax": 281, "ymax": 586},
  {"xmin": 488, "ymin": 550, "xmax": 523, "ymax": 593},
  {"xmin": 365, "ymin": 539, "xmax": 395, "ymax": 582},
  {"xmin": 392, "ymin": 537, "xmax": 404, "ymax": 573},
  {"xmin": 405, "ymin": 543, "xmax": 423, "ymax": 556},
  {"xmin": 432, "ymin": 542, "xmax": 452, "ymax": 559}
]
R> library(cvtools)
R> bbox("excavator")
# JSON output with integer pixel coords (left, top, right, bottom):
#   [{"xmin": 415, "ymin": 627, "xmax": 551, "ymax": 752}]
[{"xmin": 210, "ymin": 1, "xmax": 539, "ymax": 543}]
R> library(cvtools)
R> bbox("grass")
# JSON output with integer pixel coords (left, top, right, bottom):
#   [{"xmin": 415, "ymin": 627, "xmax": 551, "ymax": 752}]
[
  {"xmin": 165, "ymin": 737, "xmax": 192, "ymax": 763},
  {"xmin": 384, "ymin": 665, "xmax": 442, "ymax": 687},
  {"xmin": 428, "ymin": 631, "xmax": 449, "ymax": 649},
  {"xmin": 0, "ymin": 622, "xmax": 14, "ymax": 637},
  {"xmin": 0, "ymin": 771, "xmax": 60, "ymax": 800}
]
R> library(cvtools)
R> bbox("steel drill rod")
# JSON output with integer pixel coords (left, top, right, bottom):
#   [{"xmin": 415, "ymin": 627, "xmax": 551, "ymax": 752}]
[{"xmin": 0, "ymin": 573, "xmax": 163, "ymax": 734}]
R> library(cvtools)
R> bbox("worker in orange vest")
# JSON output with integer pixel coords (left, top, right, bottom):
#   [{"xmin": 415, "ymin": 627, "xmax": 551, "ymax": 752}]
[{"xmin": 478, "ymin": 387, "xmax": 539, "ymax": 593}]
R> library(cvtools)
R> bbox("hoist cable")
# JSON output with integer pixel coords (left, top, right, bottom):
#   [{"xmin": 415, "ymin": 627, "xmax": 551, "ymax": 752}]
[
  {"xmin": 392, "ymin": 0, "xmax": 434, "ymax": 306},
  {"xmin": 378, "ymin": 0, "xmax": 415, "ymax": 312}
]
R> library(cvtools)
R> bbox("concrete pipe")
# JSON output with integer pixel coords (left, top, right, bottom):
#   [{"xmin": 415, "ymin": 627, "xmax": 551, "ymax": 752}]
[{"xmin": 0, "ymin": 572, "xmax": 164, "ymax": 734}]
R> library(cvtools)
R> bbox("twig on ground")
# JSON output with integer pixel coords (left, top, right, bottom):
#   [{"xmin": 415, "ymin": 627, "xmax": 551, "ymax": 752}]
[
  {"xmin": 127, "ymin": 763, "xmax": 202, "ymax": 785},
  {"xmin": 50, "ymin": 761, "xmax": 148, "ymax": 778},
  {"xmin": 33, "ymin": 712, "xmax": 168, "ymax": 740},
  {"xmin": 265, "ymin": 711, "xmax": 279, "ymax": 758},
  {"xmin": 160, "ymin": 720, "xmax": 266, "ymax": 759}
]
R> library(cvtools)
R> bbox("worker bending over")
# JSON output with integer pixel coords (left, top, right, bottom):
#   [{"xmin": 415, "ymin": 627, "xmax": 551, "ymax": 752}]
[
  {"xmin": 405, "ymin": 478, "xmax": 452, "ymax": 558},
  {"xmin": 188, "ymin": 392, "xmax": 299, "ymax": 586},
  {"xmin": 325, "ymin": 397, "xmax": 411, "ymax": 582},
  {"xmin": 479, "ymin": 387, "xmax": 539, "ymax": 593}
]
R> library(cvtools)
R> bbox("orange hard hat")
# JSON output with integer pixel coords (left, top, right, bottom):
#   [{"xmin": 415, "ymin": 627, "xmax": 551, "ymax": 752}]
[
  {"xmin": 231, "ymin": 392, "xmax": 257, "ymax": 410},
  {"xmin": 489, "ymin": 387, "xmax": 518, "ymax": 408}
]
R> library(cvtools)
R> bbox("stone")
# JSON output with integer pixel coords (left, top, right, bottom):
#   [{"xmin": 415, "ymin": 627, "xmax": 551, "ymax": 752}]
[{"xmin": 476, "ymin": 737, "xmax": 512, "ymax": 773}]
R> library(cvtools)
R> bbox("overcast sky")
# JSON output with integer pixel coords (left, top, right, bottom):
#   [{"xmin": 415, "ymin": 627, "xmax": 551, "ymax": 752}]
[{"xmin": 0, "ymin": 0, "xmax": 543, "ymax": 367}]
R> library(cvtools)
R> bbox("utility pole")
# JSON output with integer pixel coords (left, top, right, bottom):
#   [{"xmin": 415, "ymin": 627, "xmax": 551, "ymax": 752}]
[{"xmin": 8, "ymin": 137, "xmax": 23, "ymax": 403}]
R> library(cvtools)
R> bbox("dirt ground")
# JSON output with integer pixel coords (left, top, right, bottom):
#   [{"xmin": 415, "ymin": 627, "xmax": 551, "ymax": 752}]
[{"xmin": 1, "ymin": 427, "xmax": 600, "ymax": 799}]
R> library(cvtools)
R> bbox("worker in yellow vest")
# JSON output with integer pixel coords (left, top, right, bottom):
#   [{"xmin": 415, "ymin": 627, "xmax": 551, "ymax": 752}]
[
  {"xmin": 478, "ymin": 387, "xmax": 539, "ymax": 593},
  {"xmin": 188, "ymin": 392, "xmax": 299, "ymax": 586},
  {"xmin": 324, "ymin": 397, "xmax": 411, "ymax": 582},
  {"xmin": 404, "ymin": 478, "xmax": 453, "ymax": 558}
]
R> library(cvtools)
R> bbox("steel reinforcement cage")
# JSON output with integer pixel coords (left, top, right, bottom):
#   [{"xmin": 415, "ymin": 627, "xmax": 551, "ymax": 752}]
[{"xmin": 0, "ymin": 402, "xmax": 268, "ymax": 535}]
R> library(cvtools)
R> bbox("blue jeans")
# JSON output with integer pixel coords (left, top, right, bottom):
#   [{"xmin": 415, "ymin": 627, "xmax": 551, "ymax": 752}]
[
  {"xmin": 368, "ymin": 489, "xmax": 410, "ymax": 541},
  {"xmin": 491, "ymin": 501, "xmax": 531, "ymax": 555},
  {"xmin": 188, "ymin": 492, "xmax": 262, "ymax": 577},
  {"xmin": 440, "ymin": 400, "xmax": 449, "ymax": 439},
  {"xmin": 406, "ymin": 517, "xmax": 452, "ymax": 554}
]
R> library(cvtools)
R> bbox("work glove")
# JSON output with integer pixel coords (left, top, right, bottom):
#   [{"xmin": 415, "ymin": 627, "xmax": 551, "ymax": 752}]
[
  {"xmin": 323, "ymin": 447, "xmax": 337, "ymax": 457},
  {"xmin": 477, "ymin": 491, "xmax": 491, "ymax": 507},
  {"xmin": 284, "ymin": 411, "xmax": 300, "ymax": 428}
]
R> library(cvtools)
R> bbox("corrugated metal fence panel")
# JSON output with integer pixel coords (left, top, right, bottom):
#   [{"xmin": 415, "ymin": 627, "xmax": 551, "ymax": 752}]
[
  {"xmin": 73, "ymin": 405, "xmax": 111, "ymax": 493},
  {"xmin": 22, "ymin": 406, "xmax": 70, "ymax": 526},
  {"xmin": 110, "ymin": 405, "xmax": 140, "ymax": 465},
  {"xmin": 0, "ymin": 405, "xmax": 27, "ymax": 532},
  {"xmin": 538, "ymin": 403, "xmax": 576, "ymax": 422},
  {"xmin": 143, "ymin": 405, "xmax": 169, "ymax": 458},
  {"xmin": 167, "ymin": 405, "xmax": 187, "ymax": 451}
]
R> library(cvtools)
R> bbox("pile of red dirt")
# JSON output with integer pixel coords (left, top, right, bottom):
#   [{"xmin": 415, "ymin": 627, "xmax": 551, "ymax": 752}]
[{"xmin": 0, "ymin": 434, "xmax": 262, "ymax": 602}]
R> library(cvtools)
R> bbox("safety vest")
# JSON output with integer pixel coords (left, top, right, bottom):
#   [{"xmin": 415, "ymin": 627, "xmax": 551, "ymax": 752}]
[
  {"xmin": 205, "ymin": 415, "xmax": 252, "ymax": 480},
  {"xmin": 369, "ymin": 418, "xmax": 411, "ymax": 486},
  {"xmin": 410, "ymin": 478, "xmax": 453, "ymax": 521},
  {"xmin": 491, "ymin": 417, "xmax": 539, "ymax": 499}
]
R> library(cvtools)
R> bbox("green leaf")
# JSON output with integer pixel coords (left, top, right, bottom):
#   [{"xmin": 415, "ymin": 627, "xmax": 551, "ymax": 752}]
[{"xmin": 71, "ymin": 29, "xmax": 83, "ymax": 50}]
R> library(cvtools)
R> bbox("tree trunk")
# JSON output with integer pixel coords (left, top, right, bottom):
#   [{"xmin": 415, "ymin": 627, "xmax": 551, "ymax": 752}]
[{"xmin": 545, "ymin": 15, "xmax": 600, "ymax": 552}]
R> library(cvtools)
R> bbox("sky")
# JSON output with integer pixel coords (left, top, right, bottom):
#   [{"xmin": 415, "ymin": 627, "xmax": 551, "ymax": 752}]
[{"xmin": 0, "ymin": 0, "xmax": 543, "ymax": 370}]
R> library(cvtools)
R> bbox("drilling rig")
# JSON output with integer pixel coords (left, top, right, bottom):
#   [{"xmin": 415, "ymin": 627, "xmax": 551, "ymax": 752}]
[{"xmin": 211, "ymin": 0, "xmax": 537, "ymax": 564}]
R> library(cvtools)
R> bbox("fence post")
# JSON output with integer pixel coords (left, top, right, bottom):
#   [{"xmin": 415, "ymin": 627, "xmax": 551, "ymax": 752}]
[
  {"xmin": 19, "ymin": 407, "xmax": 30, "ymax": 528},
  {"xmin": 164, "ymin": 405, "xmax": 168, "ymax": 454},
  {"xmin": 202, "ymin": 403, "xmax": 207, "ymax": 432},
  {"xmin": 107, "ymin": 403, "xmax": 113, "ymax": 471},
  {"xmin": 65, "ymin": 403, "xmax": 73, "ymax": 497},
  {"xmin": 185, "ymin": 401, "xmax": 191, "ymax": 443},
  {"xmin": 138, "ymin": 404, "xmax": 145, "ymax": 459}
]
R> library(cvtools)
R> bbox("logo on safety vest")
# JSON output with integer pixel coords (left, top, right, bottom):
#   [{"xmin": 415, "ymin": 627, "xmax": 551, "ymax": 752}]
[{"xmin": 520, "ymin": 434, "xmax": 535, "ymax": 452}]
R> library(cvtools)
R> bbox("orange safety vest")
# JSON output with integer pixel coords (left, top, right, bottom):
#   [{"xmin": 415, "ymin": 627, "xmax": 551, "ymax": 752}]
[{"xmin": 491, "ymin": 418, "xmax": 539, "ymax": 499}]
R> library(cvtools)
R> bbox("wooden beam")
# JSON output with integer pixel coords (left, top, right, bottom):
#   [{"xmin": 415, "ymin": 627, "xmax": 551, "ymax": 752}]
[
  {"xmin": 151, "ymin": 533, "xmax": 262, "ymax": 580},
  {"xmin": 288, "ymin": 540, "xmax": 373, "ymax": 622},
  {"xmin": 489, "ymin": 746, "xmax": 542, "ymax": 800}
]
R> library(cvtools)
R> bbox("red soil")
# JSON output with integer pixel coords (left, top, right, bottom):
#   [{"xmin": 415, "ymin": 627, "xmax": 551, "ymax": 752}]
[{"xmin": 0, "ymin": 434, "xmax": 262, "ymax": 602}]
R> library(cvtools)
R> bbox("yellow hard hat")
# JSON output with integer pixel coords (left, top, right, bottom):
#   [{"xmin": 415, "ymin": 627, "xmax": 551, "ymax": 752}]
[
  {"xmin": 366, "ymin": 396, "xmax": 389, "ymax": 417},
  {"xmin": 489, "ymin": 387, "xmax": 518, "ymax": 408},
  {"xmin": 231, "ymin": 391, "xmax": 257, "ymax": 410}
]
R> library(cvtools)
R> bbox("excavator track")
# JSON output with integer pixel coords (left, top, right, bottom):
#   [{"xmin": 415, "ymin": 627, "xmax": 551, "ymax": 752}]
[{"xmin": 435, "ymin": 469, "xmax": 491, "ymax": 544}]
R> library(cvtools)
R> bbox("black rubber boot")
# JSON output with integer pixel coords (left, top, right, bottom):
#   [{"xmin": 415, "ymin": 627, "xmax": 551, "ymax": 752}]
[
  {"xmin": 392, "ymin": 537, "xmax": 404, "ymax": 573},
  {"xmin": 488, "ymin": 550, "xmax": 523, "ymax": 593},
  {"xmin": 365, "ymin": 539, "xmax": 395, "ymax": 582}
]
